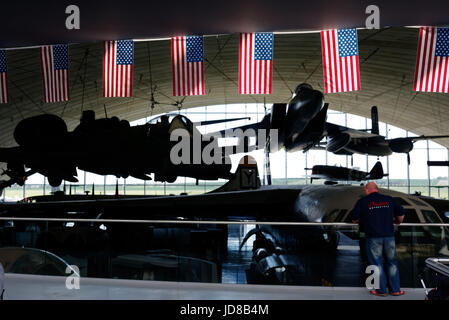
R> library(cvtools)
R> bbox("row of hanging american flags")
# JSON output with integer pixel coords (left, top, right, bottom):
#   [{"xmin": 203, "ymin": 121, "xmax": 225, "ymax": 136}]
[{"xmin": 0, "ymin": 26, "xmax": 448, "ymax": 104}]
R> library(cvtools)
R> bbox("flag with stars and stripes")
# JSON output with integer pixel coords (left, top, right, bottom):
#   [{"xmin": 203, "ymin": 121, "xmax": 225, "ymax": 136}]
[
  {"xmin": 0, "ymin": 50, "xmax": 9, "ymax": 104},
  {"xmin": 40, "ymin": 45, "xmax": 70, "ymax": 103},
  {"xmin": 103, "ymin": 40, "xmax": 134, "ymax": 97},
  {"xmin": 321, "ymin": 28, "xmax": 360, "ymax": 93},
  {"xmin": 171, "ymin": 36, "xmax": 205, "ymax": 96},
  {"xmin": 239, "ymin": 32, "xmax": 273, "ymax": 95},
  {"xmin": 414, "ymin": 27, "xmax": 449, "ymax": 93}
]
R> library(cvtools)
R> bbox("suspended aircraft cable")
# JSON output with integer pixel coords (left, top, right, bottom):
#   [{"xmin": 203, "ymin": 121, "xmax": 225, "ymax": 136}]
[
  {"xmin": 361, "ymin": 47, "xmax": 380, "ymax": 65},
  {"xmin": 204, "ymin": 58, "xmax": 259, "ymax": 104},
  {"xmin": 61, "ymin": 47, "xmax": 89, "ymax": 118},
  {"xmin": 302, "ymin": 61, "xmax": 322, "ymax": 91},
  {"xmin": 390, "ymin": 91, "xmax": 419, "ymax": 128},
  {"xmin": 103, "ymin": 104, "xmax": 108, "ymax": 118},
  {"xmin": 391, "ymin": 74, "xmax": 406, "ymax": 124},
  {"xmin": 273, "ymin": 65, "xmax": 293, "ymax": 96},
  {"xmin": 146, "ymin": 42, "xmax": 158, "ymax": 117},
  {"xmin": 10, "ymin": 98, "xmax": 25, "ymax": 120},
  {"xmin": 79, "ymin": 48, "xmax": 89, "ymax": 114},
  {"xmin": 10, "ymin": 79, "xmax": 46, "ymax": 114},
  {"xmin": 204, "ymin": 34, "xmax": 233, "ymax": 72}
]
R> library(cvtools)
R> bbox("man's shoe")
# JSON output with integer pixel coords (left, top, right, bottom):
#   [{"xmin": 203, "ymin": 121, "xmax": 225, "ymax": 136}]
[
  {"xmin": 369, "ymin": 290, "xmax": 387, "ymax": 297},
  {"xmin": 391, "ymin": 290, "xmax": 405, "ymax": 296}
]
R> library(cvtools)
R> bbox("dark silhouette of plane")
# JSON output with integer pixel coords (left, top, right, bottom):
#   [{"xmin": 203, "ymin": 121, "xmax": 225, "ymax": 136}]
[
  {"xmin": 0, "ymin": 110, "xmax": 250, "ymax": 187},
  {"xmin": 306, "ymin": 161, "xmax": 388, "ymax": 183}
]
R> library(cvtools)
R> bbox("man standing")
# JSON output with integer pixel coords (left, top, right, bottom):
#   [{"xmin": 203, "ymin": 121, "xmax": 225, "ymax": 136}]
[{"xmin": 350, "ymin": 182, "xmax": 405, "ymax": 296}]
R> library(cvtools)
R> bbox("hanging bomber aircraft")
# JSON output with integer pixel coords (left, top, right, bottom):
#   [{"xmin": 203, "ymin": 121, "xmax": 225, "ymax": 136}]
[{"xmin": 0, "ymin": 110, "xmax": 251, "ymax": 188}]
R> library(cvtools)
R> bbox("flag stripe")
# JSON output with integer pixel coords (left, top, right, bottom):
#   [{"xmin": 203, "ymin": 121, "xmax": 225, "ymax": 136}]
[
  {"xmin": 239, "ymin": 33, "xmax": 273, "ymax": 94},
  {"xmin": 413, "ymin": 26, "xmax": 449, "ymax": 93},
  {"xmin": 321, "ymin": 29, "xmax": 360, "ymax": 93},
  {"xmin": 40, "ymin": 45, "xmax": 70, "ymax": 103},
  {"xmin": 171, "ymin": 36, "xmax": 205, "ymax": 96},
  {"xmin": 103, "ymin": 40, "xmax": 133, "ymax": 97}
]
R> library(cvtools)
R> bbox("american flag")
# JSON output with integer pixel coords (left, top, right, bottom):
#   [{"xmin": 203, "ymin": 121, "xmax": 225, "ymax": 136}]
[
  {"xmin": 414, "ymin": 27, "xmax": 449, "ymax": 93},
  {"xmin": 40, "ymin": 45, "xmax": 70, "ymax": 103},
  {"xmin": 171, "ymin": 36, "xmax": 204, "ymax": 96},
  {"xmin": 103, "ymin": 40, "xmax": 134, "ymax": 97},
  {"xmin": 321, "ymin": 28, "xmax": 360, "ymax": 93},
  {"xmin": 0, "ymin": 50, "xmax": 9, "ymax": 104},
  {"xmin": 239, "ymin": 33, "xmax": 273, "ymax": 95}
]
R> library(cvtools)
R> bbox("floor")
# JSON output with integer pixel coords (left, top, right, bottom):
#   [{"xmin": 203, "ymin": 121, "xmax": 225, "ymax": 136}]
[{"xmin": 3, "ymin": 273, "xmax": 426, "ymax": 300}]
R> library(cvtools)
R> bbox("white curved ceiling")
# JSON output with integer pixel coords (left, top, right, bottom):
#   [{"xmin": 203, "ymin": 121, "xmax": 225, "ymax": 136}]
[{"xmin": 1, "ymin": 27, "xmax": 449, "ymax": 148}]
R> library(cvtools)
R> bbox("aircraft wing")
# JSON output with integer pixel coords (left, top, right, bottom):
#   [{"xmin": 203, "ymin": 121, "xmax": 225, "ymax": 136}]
[
  {"xmin": 0, "ymin": 188, "xmax": 302, "ymax": 222},
  {"xmin": 324, "ymin": 122, "xmax": 379, "ymax": 139},
  {"xmin": 406, "ymin": 135, "xmax": 449, "ymax": 142}
]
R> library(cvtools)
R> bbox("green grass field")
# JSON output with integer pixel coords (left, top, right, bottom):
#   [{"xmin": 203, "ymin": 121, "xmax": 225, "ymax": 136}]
[{"xmin": 2, "ymin": 177, "xmax": 448, "ymax": 202}]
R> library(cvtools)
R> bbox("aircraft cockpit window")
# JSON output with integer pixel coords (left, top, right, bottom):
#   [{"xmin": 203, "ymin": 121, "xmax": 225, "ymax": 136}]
[
  {"xmin": 409, "ymin": 198, "xmax": 428, "ymax": 207},
  {"xmin": 343, "ymin": 210, "xmax": 354, "ymax": 223},
  {"xmin": 324, "ymin": 209, "xmax": 340, "ymax": 222},
  {"xmin": 337, "ymin": 209, "xmax": 348, "ymax": 222},
  {"xmin": 169, "ymin": 116, "xmax": 193, "ymax": 136},
  {"xmin": 393, "ymin": 197, "xmax": 411, "ymax": 206},
  {"xmin": 403, "ymin": 209, "xmax": 421, "ymax": 223},
  {"xmin": 421, "ymin": 210, "xmax": 442, "ymax": 224}
]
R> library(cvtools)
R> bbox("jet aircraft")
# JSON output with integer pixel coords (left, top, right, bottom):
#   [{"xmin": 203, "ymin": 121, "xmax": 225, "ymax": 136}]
[
  {"xmin": 214, "ymin": 85, "xmax": 449, "ymax": 164},
  {"xmin": 306, "ymin": 161, "xmax": 388, "ymax": 183}
]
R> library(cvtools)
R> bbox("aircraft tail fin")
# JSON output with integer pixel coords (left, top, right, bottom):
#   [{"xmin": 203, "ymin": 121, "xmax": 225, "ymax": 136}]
[
  {"xmin": 210, "ymin": 156, "xmax": 261, "ymax": 193},
  {"xmin": 371, "ymin": 106, "xmax": 379, "ymax": 135},
  {"xmin": 367, "ymin": 161, "xmax": 387, "ymax": 180}
]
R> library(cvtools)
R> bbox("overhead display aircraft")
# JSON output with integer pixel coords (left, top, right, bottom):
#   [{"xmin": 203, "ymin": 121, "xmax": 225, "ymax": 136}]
[{"xmin": 306, "ymin": 161, "xmax": 388, "ymax": 183}]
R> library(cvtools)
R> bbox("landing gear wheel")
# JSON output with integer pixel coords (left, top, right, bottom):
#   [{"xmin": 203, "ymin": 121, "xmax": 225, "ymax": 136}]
[{"xmin": 48, "ymin": 176, "xmax": 62, "ymax": 187}]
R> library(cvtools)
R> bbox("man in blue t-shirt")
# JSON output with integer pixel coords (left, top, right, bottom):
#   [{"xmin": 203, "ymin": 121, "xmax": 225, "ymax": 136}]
[{"xmin": 350, "ymin": 182, "xmax": 405, "ymax": 297}]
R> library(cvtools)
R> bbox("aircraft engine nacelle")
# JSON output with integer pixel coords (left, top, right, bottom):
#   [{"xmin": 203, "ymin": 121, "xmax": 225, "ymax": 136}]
[
  {"xmin": 327, "ymin": 133, "xmax": 351, "ymax": 152},
  {"xmin": 388, "ymin": 138, "xmax": 414, "ymax": 153},
  {"xmin": 14, "ymin": 114, "xmax": 68, "ymax": 147}
]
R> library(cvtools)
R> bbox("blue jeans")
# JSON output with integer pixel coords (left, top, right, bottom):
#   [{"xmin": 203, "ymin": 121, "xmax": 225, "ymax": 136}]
[{"xmin": 365, "ymin": 237, "xmax": 401, "ymax": 294}]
